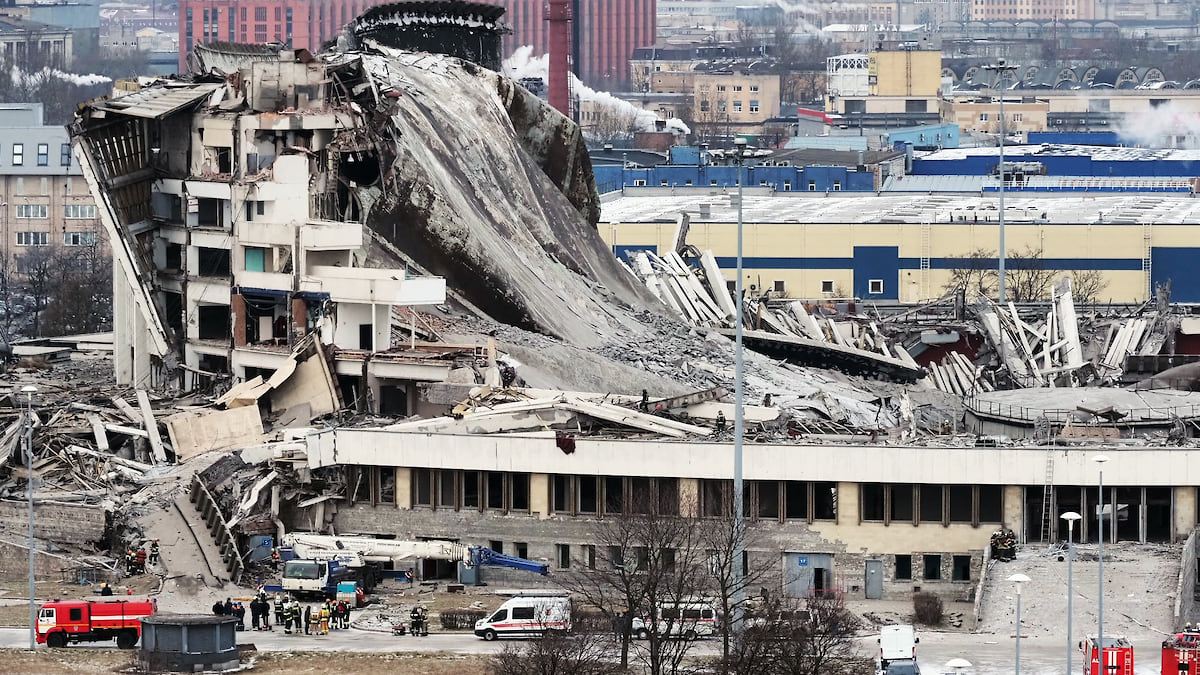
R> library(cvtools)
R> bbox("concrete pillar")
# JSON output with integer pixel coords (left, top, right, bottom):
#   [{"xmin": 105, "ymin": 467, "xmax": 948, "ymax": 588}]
[
  {"xmin": 679, "ymin": 478, "xmax": 699, "ymax": 517},
  {"xmin": 230, "ymin": 293, "xmax": 247, "ymax": 347},
  {"xmin": 395, "ymin": 467, "xmax": 412, "ymax": 510},
  {"xmin": 1176, "ymin": 486, "xmax": 1197, "ymax": 542},
  {"xmin": 1002, "ymin": 485, "xmax": 1024, "ymax": 541},
  {"xmin": 291, "ymin": 297, "xmax": 307, "ymax": 339},
  {"xmin": 839, "ymin": 482, "xmax": 859, "ymax": 525},
  {"xmin": 530, "ymin": 473, "xmax": 549, "ymax": 519}
]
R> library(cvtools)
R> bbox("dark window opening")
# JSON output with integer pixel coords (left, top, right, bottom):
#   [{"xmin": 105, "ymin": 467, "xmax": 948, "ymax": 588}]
[
  {"xmin": 757, "ymin": 480, "xmax": 779, "ymax": 519},
  {"xmin": 577, "ymin": 476, "xmax": 597, "ymax": 514},
  {"xmin": 196, "ymin": 246, "xmax": 231, "ymax": 277},
  {"xmin": 920, "ymin": 485, "xmax": 943, "ymax": 524},
  {"xmin": 657, "ymin": 478, "xmax": 679, "ymax": 515},
  {"xmin": 69, "ymin": 608, "xmax": 83, "ymax": 621},
  {"xmin": 486, "ymin": 472, "xmax": 504, "ymax": 510},
  {"xmin": 196, "ymin": 304, "xmax": 230, "ymax": 340},
  {"xmin": 923, "ymin": 554, "xmax": 942, "ymax": 580},
  {"xmin": 814, "ymin": 482, "xmax": 837, "ymax": 520},
  {"xmin": 352, "ymin": 467, "xmax": 370, "ymax": 502},
  {"xmin": 413, "ymin": 468, "xmax": 432, "ymax": 506},
  {"xmin": 438, "ymin": 470, "xmax": 456, "ymax": 508},
  {"xmin": 949, "ymin": 485, "xmax": 973, "ymax": 523},
  {"xmin": 510, "ymin": 473, "xmax": 530, "ymax": 511},
  {"xmin": 630, "ymin": 477, "xmax": 651, "ymax": 514},
  {"xmin": 489, "ymin": 540, "xmax": 503, "ymax": 554},
  {"xmin": 703, "ymin": 479, "xmax": 729, "ymax": 517},
  {"xmin": 162, "ymin": 291, "xmax": 183, "ymax": 334},
  {"xmin": 861, "ymin": 483, "xmax": 884, "ymax": 521},
  {"xmin": 515, "ymin": 542, "xmax": 528, "ymax": 559},
  {"xmin": 1147, "ymin": 487, "xmax": 1172, "ymax": 543},
  {"xmin": 165, "ymin": 242, "xmax": 183, "ymax": 271},
  {"xmin": 556, "ymin": 544, "xmax": 570, "ymax": 569},
  {"xmin": 196, "ymin": 198, "xmax": 224, "ymax": 227},
  {"xmin": 979, "ymin": 485, "xmax": 1003, "ymax": 523},
  {"xmin": 785, "ymin": 481, "xmax": 808, "ymax": 520},
  {"xmin": 604, "ymin": 476, "xmax": 624, "ymax": 514},
  {"xmin": 890, "ymin": 484, "xmax": 914, "ymax": 523},
  {"xmin": 952, "ymin": 555, "xmax": 971, "ymax": 581},
  {"xmin": 462, "ymin": 471, "xmax": 480, "ymax": 509},
  {"xmin": 378, "ymin": 468, "xmax": 395, "ymax": 504},
  {"xmin": 895, "ymin": 554, "xmax": 912, "ymax": 581},
  {"xmin": 552, "ymin": 475, "xmax": 569, "ymax": 513}
]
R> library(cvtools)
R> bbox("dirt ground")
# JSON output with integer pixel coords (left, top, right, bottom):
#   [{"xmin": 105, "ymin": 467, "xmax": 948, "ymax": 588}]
[{"xmin": 0, "ymin": 649, "xmax": 492, "ymax": 674}]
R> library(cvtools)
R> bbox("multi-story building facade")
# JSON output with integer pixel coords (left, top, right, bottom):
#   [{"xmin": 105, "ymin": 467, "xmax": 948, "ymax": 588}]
[
  {"xmin": 692, "ymin": 71, "xmax": 781, "ymax": 140},
  {"xmin": 0, "ymin": 103, "xmax": 104, "ymax": 282},
  {"xmin": 0, "ymin": 15, "xmax": 73, "ymax": 67},
  {"xmin": 970, "ymin": 0, "xmax": 1091, "ymax": 20}
]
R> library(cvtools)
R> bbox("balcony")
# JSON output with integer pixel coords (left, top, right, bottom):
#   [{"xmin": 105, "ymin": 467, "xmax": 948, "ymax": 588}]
[{"xmin": 299, "ymin": 267, "xmax": 446, "ymax": 306}]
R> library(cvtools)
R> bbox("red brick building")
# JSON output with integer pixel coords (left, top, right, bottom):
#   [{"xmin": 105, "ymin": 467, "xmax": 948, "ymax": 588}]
[
  {"xmin": 179, "ymin": 0, "xmax": 655, "ymax": 91},
  {"xmin": 486, "ymin": 0, "xmax": 654, "ymax": 90}
]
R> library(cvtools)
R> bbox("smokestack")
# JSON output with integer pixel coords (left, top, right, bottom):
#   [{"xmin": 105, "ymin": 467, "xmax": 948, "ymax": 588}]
[{"xmin": 547, "ymin": 0, "xmax": 572, "ymax": 117}]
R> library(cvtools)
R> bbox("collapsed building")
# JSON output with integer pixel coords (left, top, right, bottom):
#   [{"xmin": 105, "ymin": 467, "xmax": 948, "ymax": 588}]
[{"xmin": 46, "ymin": 0, "xmax": 1200, "ymax": 609}]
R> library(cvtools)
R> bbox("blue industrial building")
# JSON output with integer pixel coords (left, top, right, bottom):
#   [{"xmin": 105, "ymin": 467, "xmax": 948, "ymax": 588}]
[{"xmin": 911, "ymin": 145, "xmax": 1200, "ymax": 179}]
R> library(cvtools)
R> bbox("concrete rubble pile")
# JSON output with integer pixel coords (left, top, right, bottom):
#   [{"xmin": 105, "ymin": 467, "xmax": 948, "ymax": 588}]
[{"xmin": 623, "ymin": 246, "xmax": 924, "ymax": 383}]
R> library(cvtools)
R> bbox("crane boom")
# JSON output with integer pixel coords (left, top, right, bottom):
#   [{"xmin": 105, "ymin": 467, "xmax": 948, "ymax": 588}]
[{"xmin": 283, "ymin": 533, "xmax": 471, "ymax": 564}]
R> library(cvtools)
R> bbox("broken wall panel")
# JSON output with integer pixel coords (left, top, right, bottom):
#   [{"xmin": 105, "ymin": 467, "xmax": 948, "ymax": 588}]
[{"xmin": 164, "ymin": 406, "xmax": 266, "ymax": 459}]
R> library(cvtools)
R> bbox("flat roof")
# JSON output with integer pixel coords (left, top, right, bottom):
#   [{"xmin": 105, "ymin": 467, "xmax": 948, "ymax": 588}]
[
  {"xmin": 919, "ymin": 144, "xmax": 1200, "ymax": 162},
  {"xmin": 599, "ymin": 190, "xmax": 1200, "ymax": 225}
]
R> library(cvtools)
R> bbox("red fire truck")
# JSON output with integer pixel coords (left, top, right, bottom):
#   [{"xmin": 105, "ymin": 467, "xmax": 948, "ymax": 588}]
[
  {"xmin": 36, "ymin": 598, "xmax": 156, "ymax": 648},
  {"xmin": 1080, "ymin": 635, "xmax": 1135, "ymax": 675},
  {"xmin": 1163, "ymin": 631, "xmax": 1200, "ymax": 674}
]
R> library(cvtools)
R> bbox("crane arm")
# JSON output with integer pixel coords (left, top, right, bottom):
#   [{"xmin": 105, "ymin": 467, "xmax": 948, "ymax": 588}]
[{"xmin": 469, "ymin": 547, "xmax": 549, "ymax": 575}]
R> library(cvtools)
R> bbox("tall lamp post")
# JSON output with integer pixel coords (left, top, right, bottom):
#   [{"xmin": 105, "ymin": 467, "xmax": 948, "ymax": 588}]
[
  {"xmin": 983, "ymin": 58, "xmax": 1019, "ymax": 303},
  {"xmin": 1009, "ymin": 572, "xmax": 1031, "ymax": 675},
  {"xmin": 1094, "ymin": 455, "xmax": 1110, "ymax": 670},
  {"xmin": 23, "ymin": 384, "xmax": 37, "ymax": 649},
  {"xmin": 731, "ymin": 136, "xmax": 748, "ymax": 639},
  {"xmin": 1062, "ymin": 511, "xmax": 1082, "ymax": 675}
]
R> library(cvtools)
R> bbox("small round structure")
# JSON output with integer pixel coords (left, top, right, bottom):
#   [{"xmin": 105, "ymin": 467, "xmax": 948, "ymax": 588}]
[{"xmin": 139, "ymin": 614, "xmax": 239, "ymax": 673}]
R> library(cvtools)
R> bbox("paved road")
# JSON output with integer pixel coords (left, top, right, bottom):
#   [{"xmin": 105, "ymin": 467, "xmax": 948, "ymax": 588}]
[{"xmin": 0, "ymin": 626, "xmax": 1164, "ymax": 674}]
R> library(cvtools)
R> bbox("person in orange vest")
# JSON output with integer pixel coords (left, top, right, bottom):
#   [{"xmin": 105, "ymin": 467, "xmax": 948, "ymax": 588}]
[{"xmin": 319, "ymin": 601, "xmax": 331, "ymax": 635}]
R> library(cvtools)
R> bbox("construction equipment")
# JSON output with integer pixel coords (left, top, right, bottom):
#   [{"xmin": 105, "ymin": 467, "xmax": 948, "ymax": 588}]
[{"xmin": 279, "ymin": 533, "xmax": 548, "ymax": 597}]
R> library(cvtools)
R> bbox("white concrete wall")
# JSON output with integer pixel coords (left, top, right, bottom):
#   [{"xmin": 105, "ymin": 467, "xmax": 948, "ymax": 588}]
[
  {"xmin": 309, "ymin": 430, "xmax": 1200, "ymax": 488},
  {"xmin": 333, "ymin": 302, "xmax": 375, "ymax": 350}
]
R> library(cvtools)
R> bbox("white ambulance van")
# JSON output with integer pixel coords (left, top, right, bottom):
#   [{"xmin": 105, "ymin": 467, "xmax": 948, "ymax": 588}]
[{"xmin": 474, "ymin": 593, "xmax": 571, "ymax": 641}]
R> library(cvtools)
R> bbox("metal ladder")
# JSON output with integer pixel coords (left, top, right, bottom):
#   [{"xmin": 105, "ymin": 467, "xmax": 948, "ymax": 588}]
[
  {"xmin": 919, "ymin": 222, "xmax": 932, "ymax": 300},
  {"xmin": 1039, "ymin": 449, "xmax": 1055, "ymax": 543},
  {"xmin": 1143, "ymin": 221, "xmax": 1153, "ymax": 300}
]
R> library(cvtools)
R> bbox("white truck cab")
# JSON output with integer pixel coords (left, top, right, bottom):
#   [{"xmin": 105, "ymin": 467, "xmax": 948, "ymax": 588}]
[
  {"xmin": 474, "ymin": 594, "xmax": 571, "ymax": 641},
  {"xmin": 878, "ymin": 624, "xmax": 919, "ymax": 674}
]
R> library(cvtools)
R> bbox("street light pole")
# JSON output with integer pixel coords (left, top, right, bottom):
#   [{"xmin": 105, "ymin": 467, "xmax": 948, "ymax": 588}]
[
  {"xmin": 983, "ymin": 58, "xmax": 1019, "ymax": 303},
  {"xmin": 1095, "ymin": 455, "xmax": 1109, "ymax": 671},
  {"xmin": 1062, "ymin": 511, "xmax": 1082, "ymax": 675},
  {"xmin": 1009, "ymin": 573, "xmax": 1031, "ymax": 675},
  {"xmin": 732, "ymin": 136, "xmax": 747, "ymax": 639},
  {"xmin": 23, "ymin": 384, "xmax": 37, "ymax": 650}
]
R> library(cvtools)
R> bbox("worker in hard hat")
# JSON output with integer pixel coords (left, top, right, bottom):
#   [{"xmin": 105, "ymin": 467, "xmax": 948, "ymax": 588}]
[{"xmin": 148, "ymin": 540, "xmax": 160, "ymax": 566}]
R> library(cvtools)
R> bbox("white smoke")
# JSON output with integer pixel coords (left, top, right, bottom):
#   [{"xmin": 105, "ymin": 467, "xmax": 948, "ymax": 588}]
[
  {"xmin": 1113, "ymin": 99, "xmax": 1200, "ymax": 149},
  {"xmin": 502, "ymin": 46, "xmax": 691, "ymax": 136},
  {"xmin": 11, "ymin": 65, "xmax": 112, "ymax": 88}
]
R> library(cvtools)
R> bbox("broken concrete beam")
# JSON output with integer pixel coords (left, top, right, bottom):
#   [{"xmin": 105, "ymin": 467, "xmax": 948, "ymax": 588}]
[
  {"xmin": 164, "ymin": 405, "xmax": 266, "ymax": 460},
  {"xmin": 110, "ymin": 396, "xmax": 143, "ymax": 425},
  {"xmin": 136, "ymin": 390, "xmax": 168, "ymax": 464},
  {"xmin": 104, "ymin": 423, "xmax": 149, "ymax": 438},
  {"xmin": 87, "ymin": 415, "xmax": 109, "ymax": 453}
]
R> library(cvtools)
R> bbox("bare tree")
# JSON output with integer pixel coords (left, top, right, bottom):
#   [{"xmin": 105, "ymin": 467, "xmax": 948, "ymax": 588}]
[
  {"xmin": 41, "ymin": 238, "xmax": 113, "ymax": 336},
  {"xmin": 1006, "ymin": 245, "xmax": 1056, "ymax": 302},
  {"xmin": 17, "ymin": 245, "xmax": 60, "ymax": 338},
  {"xmin": 488, "ymin": 629, "xmax": 622, "ymax": 675},
  {"xmin": 1066, "ymin": 269, "xmax": 1109, "ymax": 304},
  {"xmin": 559, "ymin": 494, "xmax": 712, "ymax": 675},
  {"xmin": 697, "ymin": 497, "xmax": 778, "ymax": 663},
  {"xmin": 586, "ymin": 105, "xmax": 640, "ymax": 146},
  {"xmin": 943, "ymin": 248, "xmax": 998, "ymax": 300},
  {"xmin": 721, "ymin": 595, "xmax": 865, "ymax": 675}
]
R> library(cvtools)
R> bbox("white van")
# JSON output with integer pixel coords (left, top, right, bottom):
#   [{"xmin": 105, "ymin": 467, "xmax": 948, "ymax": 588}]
[
  {"xmin": 474, "ymin": 594, "xmax": 571, "ymax": 641},
  {"xmin": 877, "ymin": 624, "xmax": 918, "ymax": 672},
  {"xmin": 633, "ymin": 600, "xmax": 719, "ymax": 640}
]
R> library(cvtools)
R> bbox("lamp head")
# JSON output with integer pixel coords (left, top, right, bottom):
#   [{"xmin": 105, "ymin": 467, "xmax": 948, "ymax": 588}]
[
  {"xmin": 1093, "ymin": 454, "xmax": 1110, "ymax": 464},
  {"xmin": 1061, "ymin": 511, "xmax": 1082, "ymax": 522},
  {"xmin": 20, "ymin": 385, "xmax": 37, "ymax": 394},
  {"xmin": 1007, "ymin": 573, "xmax": 1030, "ymax": 584}
]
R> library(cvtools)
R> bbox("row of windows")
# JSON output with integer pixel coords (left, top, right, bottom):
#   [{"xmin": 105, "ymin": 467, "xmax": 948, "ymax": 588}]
[
  {"xmin": 714, "ymin": 84, "xmax": 760, "ymax": 93},
  {"xmin": 15, "ymin": 204, "xmax": 96, "ymax": 220},
  {"xmin": 896, "ymin": 553, "xmax": 973, "ymax": 582},
  {"xmin": 700, "ymin": 479, "xmax": 838, "ymax": 522},
  {"xmin": 699, "ymin": 100, "xmax": 761, "ymax": 114},
  {"xmin": 550, "ymin": 475, "xmax": 679, "ymax": 516},
  {"xmin": 407, "ymin": 468, "xmax": 533, "ymax": 512},
  {"xmin": 2, "ymin": 143, "xmax": 70, "ymax": 167},
  {"xmin": 860, "ymin": 483, "xmax": 1004, "ymax": 526},
  {"xmin": 14, "ymin": 231, "xmax": 96, "ymax": 247}
]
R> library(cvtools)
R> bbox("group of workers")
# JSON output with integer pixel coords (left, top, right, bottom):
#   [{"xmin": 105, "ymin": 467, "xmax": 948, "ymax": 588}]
[
  {"xmin": 123, "ymin": 539, "xmax": 160, "ymax": 577},
  {"xmin": 989, "ymin": 527, "xmax": 1018, "ymax": 562},
  {"xmin": 216, "ymin": 592, "xmax": 352, "ymax": 635}
]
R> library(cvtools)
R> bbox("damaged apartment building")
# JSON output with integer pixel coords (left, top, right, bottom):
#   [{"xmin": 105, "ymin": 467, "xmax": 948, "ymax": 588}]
[
  {"xmin": 65, "ymin": 1, "xmax": 1200, "ymax": 604},
  {"xmin": 70, "ymin": 45, "xmax": 458, "ymax": 416}
]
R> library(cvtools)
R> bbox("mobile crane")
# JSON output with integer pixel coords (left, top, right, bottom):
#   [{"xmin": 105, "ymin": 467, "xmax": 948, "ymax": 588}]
[{"xmin": 278, "ymin": 533, "xmax": 548, "ymax": 598}]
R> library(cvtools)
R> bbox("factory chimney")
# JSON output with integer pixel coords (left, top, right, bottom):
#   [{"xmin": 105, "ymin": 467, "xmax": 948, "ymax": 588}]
[{"xmin": 547, "ymin": 0, "xmax": 572, "ymax": 117}]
